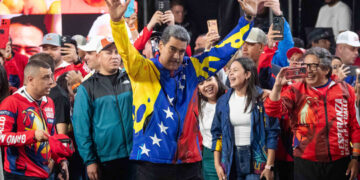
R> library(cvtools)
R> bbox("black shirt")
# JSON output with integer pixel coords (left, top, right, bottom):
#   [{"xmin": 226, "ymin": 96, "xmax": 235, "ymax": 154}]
[{"xmin": 49, "ymin": 85, "xmax": 71, "ymax": 124}]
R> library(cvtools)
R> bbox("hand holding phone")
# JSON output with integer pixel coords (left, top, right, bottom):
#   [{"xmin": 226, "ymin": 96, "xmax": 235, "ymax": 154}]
[
  {"xmin": 207, "ymin": 19, "xmax": 218, "ymax": 34},
  {"xmin": 272, "ymin": 16, "xmax": 284, "ymax": 41},
  {"xmin": 284, "ymin": 67, "xmax": 307, "ymax": 79}
]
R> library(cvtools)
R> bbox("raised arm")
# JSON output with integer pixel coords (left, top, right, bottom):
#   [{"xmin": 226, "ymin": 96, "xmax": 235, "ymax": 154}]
[
  {"xmin": 106, "ymin": 0, "xmax": 151, "ymax": 79},
  {"xmin": 190, "ymin": 0, "xmax": 256, "ymax": 82}
]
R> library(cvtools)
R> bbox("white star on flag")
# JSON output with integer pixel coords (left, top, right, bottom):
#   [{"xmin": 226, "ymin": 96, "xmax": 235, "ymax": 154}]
[
  {"xmin": 158, "ymin": 121, "xmax": 168, "ymax": 135},
  {"xmin": 140, "ymin": 144, "xmax": 150, "ymax": 157},
  {"xmin": 163, "ymin": 107, "xmax": 174, "ymax": 120},
  {"xmin": 179, "ymin": 83, "xmax": 185, "ymax": 91},
  {"xmin": 150, "ymin": 133, "xmax": 162, "ymax": 147},
  {"xmin": 167, "ymin": 95, "xmax": 174, "ymax": 106},
  {"xmin": 182, "ymin": 74, "xmax": 186, "ymax": 80}
]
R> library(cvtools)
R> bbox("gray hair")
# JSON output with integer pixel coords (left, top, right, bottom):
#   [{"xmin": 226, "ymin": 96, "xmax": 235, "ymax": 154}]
[
  {"xmin": 161, "ymin": 25, "xmax": 190, "ymax": 45},
  {"xmin": 304, "ymin": 47, "xmax": 332, "ymax": 78}
]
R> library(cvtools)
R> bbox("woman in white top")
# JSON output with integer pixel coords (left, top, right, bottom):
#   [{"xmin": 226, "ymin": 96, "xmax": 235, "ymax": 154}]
[
  {"xmin": 197, "ymin": 75, "xmax": 227, "ymax": 180},
  {"xmin": 211, "ymin": 57, "xmax": 280, "ymax": 180}
]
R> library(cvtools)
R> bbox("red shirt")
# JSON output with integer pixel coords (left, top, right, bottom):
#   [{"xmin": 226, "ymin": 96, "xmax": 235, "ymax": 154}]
[{"xmin": 4, "ymin": 52, "xmax": 28, "ymax": 88}]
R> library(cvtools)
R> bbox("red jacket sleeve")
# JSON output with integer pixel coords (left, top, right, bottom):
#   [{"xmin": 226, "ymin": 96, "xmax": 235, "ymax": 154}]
[
  {"xmin": 257, "ymin": 44, "xmax": 277, "ymax": 74},
  {"xmin": 347, "ymin": 84, "xmax": 360, "ymax": 143},
  {"xmin": 134, "ymin": 26, "xmax": 153, "ymax": 51},
  {"xmin": 264, "ymin": 85, "xmax": 294, "ymax": 118},
  {"xmin": 0, "ymin": 97, "xmax": 36, "ymax": 146}
]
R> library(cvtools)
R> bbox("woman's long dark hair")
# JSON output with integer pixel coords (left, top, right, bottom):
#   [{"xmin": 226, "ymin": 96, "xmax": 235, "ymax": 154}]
[
  {"xmin": 0, "ymin": 65, "xmax": 9, "ymax": 103},
  {"xmin": 197, "ymin": 75, "xmax": 227, "ymax": 118},
  {"xmin": 231, "ymin": 57, "xmax": 260, "ymax": 113}
]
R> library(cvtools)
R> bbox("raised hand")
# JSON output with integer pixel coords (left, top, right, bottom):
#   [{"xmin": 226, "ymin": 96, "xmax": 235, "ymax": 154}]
[
  {"xmin": 105, "ymin": 0, "xmax": 131, "ymax": 22},
  {"xmin": 205, "ymin": 31, "xmax": 220, "ymax": 50},
  {"xmin": 267, "ymin": 24, "xmax": 283, "ymax": 49},
  {"xmin": 147, "ymin": 11, "xmax": 163, "ymax": 30},
  {"xmin": 162, "ymin": 10, "xmax": 175, "ymax": 26},
  {"xmin": 238, "ymin": 0, "xmax": 258, "ymax": 16},
  {"xmin": 264, "ymin": 0, "xmax": 282, "ymax": 16}
]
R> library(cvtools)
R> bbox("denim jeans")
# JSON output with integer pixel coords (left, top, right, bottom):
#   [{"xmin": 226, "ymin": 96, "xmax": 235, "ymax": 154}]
[{"xmin": 229, "ymin": 146, "xmax": 260, "ymax": 180}]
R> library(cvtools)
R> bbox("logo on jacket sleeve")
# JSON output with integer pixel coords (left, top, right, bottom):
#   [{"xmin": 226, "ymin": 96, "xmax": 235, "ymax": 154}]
[{"xmin": 335, "ymin": 98, "xmax": 349, "ymax": 155}]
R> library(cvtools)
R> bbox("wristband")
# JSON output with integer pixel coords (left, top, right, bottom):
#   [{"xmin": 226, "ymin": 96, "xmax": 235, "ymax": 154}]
[
  {"xmin": 265, "ymin": 165, "xmax": 274, "ymax": 171},
  {"xmin": 71, "ymin": 83, "xmax": 80, "ymax": 91},
  {"xmin": 353, "ymin": 148, "xmax": 360, "ymax": 154}
]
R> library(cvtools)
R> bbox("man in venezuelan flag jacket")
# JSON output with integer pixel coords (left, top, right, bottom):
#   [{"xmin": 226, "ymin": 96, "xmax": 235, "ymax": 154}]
[{"xmin": 107, "ymin": 0, "xmax": 255, "ymax": 178}]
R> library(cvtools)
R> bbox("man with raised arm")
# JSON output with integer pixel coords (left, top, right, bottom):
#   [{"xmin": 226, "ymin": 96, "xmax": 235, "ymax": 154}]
[{"xmin": 106, "ymin": 0, "xmax": 256, "ymax": 179}]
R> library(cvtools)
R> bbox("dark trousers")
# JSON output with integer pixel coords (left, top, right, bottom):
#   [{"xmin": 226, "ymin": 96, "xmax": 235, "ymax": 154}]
[
  {"xmin": 4, "ymin": 171, "xmax": 45, "ymax": 180},
  {"xmin": 274, "ymin": 161, "xmax": 294, "ymax": 180},
  {"xmin": 134, "ymin": 161, "xmax": 202, "ymax": 180},
  {"xmin": 99, "ymin": 158, "xmax": 134, "ymax": 180},
  {"xmin": 294, "ymin": 157, "xmax": 350, "ymax": 180}
]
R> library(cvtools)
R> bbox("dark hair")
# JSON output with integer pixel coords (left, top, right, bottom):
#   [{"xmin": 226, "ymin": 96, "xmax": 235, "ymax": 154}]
[
  {"xmin": 231, "ymin": 57, "xmax": 260, "ymax": 113},
  {"xmin": 304, "ymin": 47, "xmax": 332, "ymax": 78},
  {"xmin": 24, "ymin": 60, "xmax": 51, "ymax": 78},
  {"xmin": 293, "ymin": 37, "xmax": 305, "ymax": 48},
  {"xmin": 29, "ymin": 53, "xmax": 55, "ymax": 73},
  {"xmin": 57, "ymin": 72, "xmax": 69, "ymax": 94},
  {"xmin": 331, "ymin": 55, "xmax": 342, "ymax": 62},
  {"xmin": 197, "ymin": 75, "xmax": 227, "ymax": 118},
  {"xmin": 0, "ymin": 65, "xmax": 9, "ymax": 103},
  {"xmin": 170, "ymin": 0, "xmax": 184, "ymax": 8},
  {"xmin": 161, "ymin": 25, "xmax": 190, "ymax": 45}
]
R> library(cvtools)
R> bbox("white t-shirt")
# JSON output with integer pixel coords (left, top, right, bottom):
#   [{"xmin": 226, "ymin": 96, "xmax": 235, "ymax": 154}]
[
  {"xmin": 199, "ymin": 102, "xmax": 217, "ymax": 149},
  {"xmin": 229, "ymin": 92, "xmax": 251, "ymax": 146},
  {"xmin": 315, "ymin": 1, "xmax": 351, "ymax": 37}
]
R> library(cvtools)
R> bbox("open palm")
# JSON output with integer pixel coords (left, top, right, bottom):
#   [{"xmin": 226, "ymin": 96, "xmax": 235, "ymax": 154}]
[
  {"xmin": 105, "ymin": 0, "xmax": 131, "ymax": 22},
  {"xmin": 238, "ymin": 0, "xmax": 258, "ymax": 16}
]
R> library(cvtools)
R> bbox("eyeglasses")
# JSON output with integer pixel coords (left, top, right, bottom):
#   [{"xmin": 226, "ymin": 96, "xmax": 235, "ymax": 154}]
[{"xmin": 301, "ymin": 63, "xmax": 320, "ymax": 71}]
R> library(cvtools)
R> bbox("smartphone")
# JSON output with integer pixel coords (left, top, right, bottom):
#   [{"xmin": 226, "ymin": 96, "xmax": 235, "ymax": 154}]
[
  {"xmin": 157, "ymin": 0, "xmax": 170, "ymax": 12},
  {"xmin": 272, "ymin": 16, "xmax": 284, "ymax": 41},
  {"xmin": 284, "ymin": 67, "xmax": 307, "ymax": 79},
  {"xmin": 60, "ymin": 35, "xmax": 77, "ymax": 56},
  {"xmin": 207, "ymin": 19, "xmax": 218, "ymax": 34},
  {"xmin": 0, "ymin": 19, "xmax": 10, "ymax": 49}
]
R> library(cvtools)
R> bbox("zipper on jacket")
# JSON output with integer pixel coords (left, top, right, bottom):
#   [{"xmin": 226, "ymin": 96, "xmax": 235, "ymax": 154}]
[
  {"xmin": 323, "ymin": 94, "xmax": 332, "ymax": 161},
  {"xmin": 174, "ymin": 80, "xmax": 181, "ymax": 162},
  {"xmin": 112, "ymin": 77, "xmax": 129, "ymax": 155}
]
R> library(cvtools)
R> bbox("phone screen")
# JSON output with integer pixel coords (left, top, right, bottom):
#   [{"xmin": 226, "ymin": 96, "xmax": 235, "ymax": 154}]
[{"xmin": 207, "ymin": 19, "xmax": 218, "ymax": 34}]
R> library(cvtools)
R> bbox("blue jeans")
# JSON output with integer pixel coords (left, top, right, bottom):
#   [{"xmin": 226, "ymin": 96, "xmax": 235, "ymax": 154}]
[{"xmin": 229, "ymin": 146, "xmax": 260, "ymax": 180}]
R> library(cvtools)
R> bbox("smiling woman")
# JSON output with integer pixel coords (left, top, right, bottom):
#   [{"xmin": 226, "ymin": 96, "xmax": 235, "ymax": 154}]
[{"xmin": 197, "ymin": 75, "xmax": 226, "ymax": 180}]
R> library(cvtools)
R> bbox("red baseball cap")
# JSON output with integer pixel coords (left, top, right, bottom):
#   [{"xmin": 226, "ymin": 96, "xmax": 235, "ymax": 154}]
[
  {"xmin": 49, "ymin": 134, "xmax": 75, "ymax": 159},
  {"xmin": 286, "ymin": 47, "xmax": 306, "ymax": 59}
]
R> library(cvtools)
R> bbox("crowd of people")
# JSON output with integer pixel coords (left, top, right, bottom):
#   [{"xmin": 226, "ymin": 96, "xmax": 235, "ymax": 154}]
[{"xmin": 0, "ymin": 0, "xmax": 359, "ymax": 180}]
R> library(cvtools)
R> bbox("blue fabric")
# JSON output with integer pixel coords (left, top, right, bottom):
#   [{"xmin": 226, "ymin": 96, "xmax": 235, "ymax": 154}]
[
  {"xmin": 232, "ymin": 146, "xmax": 260, "ymax": 180},
  {"xmin": 211, "ymin": 87, "xmax": 280, "ymax": 178},
  {"xmin": 271, "ymin": 18, "xmax": 294, "ymax": 67},
  {"xmin": 73, "ymin": 72, "xmax": 133, "ymax": 166}
]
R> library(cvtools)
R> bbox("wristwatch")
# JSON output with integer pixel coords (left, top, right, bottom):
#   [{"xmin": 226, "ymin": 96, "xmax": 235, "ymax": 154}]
[{"xmin": 265, "ymin": 165, "xmax": 274, "ymax": 171}]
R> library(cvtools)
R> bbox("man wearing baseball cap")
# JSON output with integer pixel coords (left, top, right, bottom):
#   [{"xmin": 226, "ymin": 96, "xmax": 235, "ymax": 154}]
[
  {"xmin": 335, "ymin": 31, "xmax": 360, "ymax": 85},
  {"xmin": 78, "ymin": 36, "xmax": 103, "ymax": 80},
  {"xmin": 287, "ymin": 47, "xmax": 306, "ymax": 67},
  {"xmin": 72, "ymin": 36, "xmax": 134, "ymax": 180},
  {"xmin": 307, "ymin": 28, "xmax": 334, "ymax": 51},
  {"xmin": 41, "ymin": 33, "xmax": 88, "ymax": 81}
]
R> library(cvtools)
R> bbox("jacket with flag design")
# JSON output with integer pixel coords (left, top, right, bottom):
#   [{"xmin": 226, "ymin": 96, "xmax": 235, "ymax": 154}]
[
  {"xmin": 0, "ymin": 87, "xmax": 62, "ymax": 179},
  {"xmin": 111, "ymin": 16, "xmax": 253, "ymax": 164},
  {"xmin": 264, "ymin": 80, "xmax": 360, "ymax": 162}
]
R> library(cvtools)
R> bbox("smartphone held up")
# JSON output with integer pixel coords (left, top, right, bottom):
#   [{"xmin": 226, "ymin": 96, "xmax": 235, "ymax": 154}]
[
  {"xmin": 0, "ymin": 19, "xmax": 10, "ymax": 49},
  {"xmin": 284, "ymin": 67, "xmax": 307, "ymax": 80}
]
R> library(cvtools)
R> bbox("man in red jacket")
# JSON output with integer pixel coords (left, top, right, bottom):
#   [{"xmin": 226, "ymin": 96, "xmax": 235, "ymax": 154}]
[
  {"xmin": 0, "ymin": 60, "xmax": 69, "ymax": 180},
  {"xmin": 265, "ymin": 47, "xmax": 360, "ymax": 180}
]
